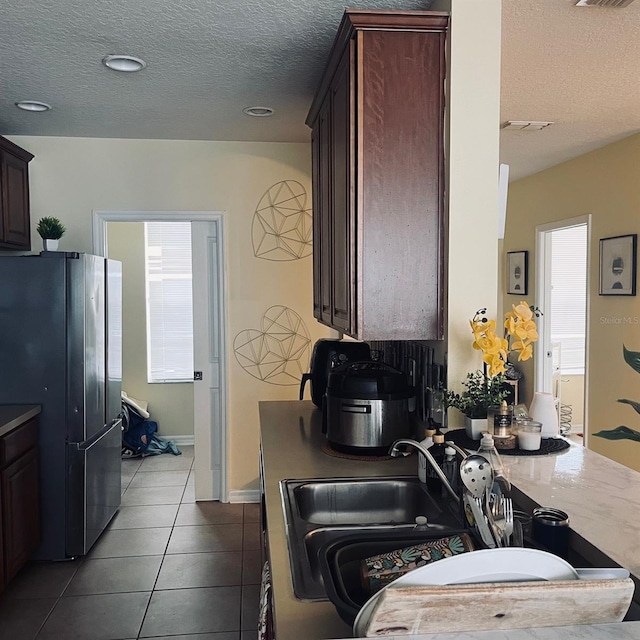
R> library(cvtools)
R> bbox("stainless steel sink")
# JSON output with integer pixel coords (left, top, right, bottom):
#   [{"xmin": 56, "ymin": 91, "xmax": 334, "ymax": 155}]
[
  {"xmin": 280, "ymin": 476, "xmax": 462, "ymax": 600},
  {"xmin": 293, "ymin": 478, "xmax": 445, "ymax": 526}
]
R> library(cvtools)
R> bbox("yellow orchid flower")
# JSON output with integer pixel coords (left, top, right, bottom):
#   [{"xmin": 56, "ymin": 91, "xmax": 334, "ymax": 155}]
[
  {"xmin": 470, "ymin": 304, "xmax": 540, "ymax": 375},
  {"xmin": 483, "ymin": 353, "xmax": 506, "ymax": 376},
  {"xmin": 513, "ymin": 302, "xmax": 533, "ymax": 322},
  {"xmin": 516, "ymin": 343, "xmax": 533, "ymax": 361}
]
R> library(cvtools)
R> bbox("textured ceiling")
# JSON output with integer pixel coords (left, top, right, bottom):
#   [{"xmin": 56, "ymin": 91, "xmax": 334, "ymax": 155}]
[
  {"xmin": 501, "ymin": 0, "xmax": 640, "ymax": 180},
  {"xmin": 1, "ymin": 0, "xmax": 639, "ymax": 180}
]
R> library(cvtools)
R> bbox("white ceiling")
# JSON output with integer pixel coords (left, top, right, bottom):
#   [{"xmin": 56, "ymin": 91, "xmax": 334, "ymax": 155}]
[{"xmin": 1, "ymin": 0, "xmax": 639, "ymax": 181}]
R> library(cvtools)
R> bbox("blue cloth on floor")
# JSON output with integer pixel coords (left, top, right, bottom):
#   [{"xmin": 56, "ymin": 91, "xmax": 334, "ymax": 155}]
[
  {"xmin": 121, "ymin": 403, "xmax": 181, "ymax": 457},
  {"xmin": 145, "ymin": 434, "xmax": 181, "ymax": 456}
]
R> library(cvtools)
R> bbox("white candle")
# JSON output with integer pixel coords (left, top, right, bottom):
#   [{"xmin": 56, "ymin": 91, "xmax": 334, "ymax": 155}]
[{"xmin": 518, "ymin": 429, "xmax": 542, "ymax": 451}]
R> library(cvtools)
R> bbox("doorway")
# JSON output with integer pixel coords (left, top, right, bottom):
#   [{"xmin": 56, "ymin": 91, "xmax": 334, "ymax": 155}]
[
  {"xmin": 93, "ymin": 211, "xmax": 228, "ymax": 501},
  {"xmin": 535, "ymin": 215, "xmax": 590, "ymax": 444}
]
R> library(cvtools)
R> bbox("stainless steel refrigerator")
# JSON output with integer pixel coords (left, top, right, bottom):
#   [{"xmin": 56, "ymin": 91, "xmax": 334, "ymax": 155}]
[{"xmin": 0, "ymin": 252, "xmax": 122, "ymax": 560}]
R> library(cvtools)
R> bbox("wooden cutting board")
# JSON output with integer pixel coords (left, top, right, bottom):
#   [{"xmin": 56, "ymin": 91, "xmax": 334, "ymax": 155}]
[{"xmin": 362, "ymin": 578, "xmax": 634, "ymax": 637}]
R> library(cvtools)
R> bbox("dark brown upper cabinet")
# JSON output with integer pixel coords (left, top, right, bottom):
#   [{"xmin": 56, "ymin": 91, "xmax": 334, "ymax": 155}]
[
  {"xmin": 306, "ymin": 10, "xmax": 448, "ymax": 341},
  {"xmin": 0, "ymin": 136, "xmax": 34, "ymax": 251}
]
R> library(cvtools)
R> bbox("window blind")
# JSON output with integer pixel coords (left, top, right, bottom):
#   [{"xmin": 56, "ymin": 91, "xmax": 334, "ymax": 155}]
[
  {"xmin": 550, "ymin": 225, "xmax": 587, "ymax": 374},
  {"xmin": 145, "ymin": 221, "xmax": 194, "ymax": 383}
]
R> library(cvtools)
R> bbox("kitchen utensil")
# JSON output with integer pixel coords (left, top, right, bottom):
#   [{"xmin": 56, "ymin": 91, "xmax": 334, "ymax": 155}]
[
  {"xmin": 324, "ymin": 361, "xmax": 414, "ymax": 454},
  {"xmin": 513, "ymin": 509, "xmax": 532, "ymax": 537},
  {"xmin": 463, "ymin": 493, "xmax": 495, "ymax": 548},
  {"xmin": 499, "ymin": 496, "xmax": 514, "ymax": 547},
  {"xmin": 460, "ymin": 454, "xmax": 501, "ymax": 547},
  {"xmin": 298, "ymin": 339, "xmax": 371, "ymax": 408},
  {"xmin": 459, "ymin": 454, "xmax": 493, "ymax": 500},
  {"xmin": 460, "ymin": 454, "xmax": 502, "ymax": 547},
  {"xmin": 532, "ymin": 507, "xmax": 570, "ymax": 558},
  {"xmin": 512, "ymin": 518, "xmax": 524, "ymax": 547}
]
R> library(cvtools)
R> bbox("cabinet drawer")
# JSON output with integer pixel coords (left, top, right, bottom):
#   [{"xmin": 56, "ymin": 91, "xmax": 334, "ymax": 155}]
[{"xmin": 0, "ymin": 419, "xmax": 38, "ymax": 467}]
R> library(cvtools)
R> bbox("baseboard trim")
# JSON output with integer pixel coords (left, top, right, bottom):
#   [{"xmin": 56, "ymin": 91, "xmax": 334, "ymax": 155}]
[
  {"xmin": 161, "ymin": 435, "xmax": 195, "ymax": 446},
  {"xmin": 228, "ymin": 490, "xmax": 260, "ymax": 503}
]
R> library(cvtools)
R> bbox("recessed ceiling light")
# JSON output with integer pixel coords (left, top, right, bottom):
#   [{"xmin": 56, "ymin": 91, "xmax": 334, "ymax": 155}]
[
  {"xmin": 243, "ymin": 106, "xmax": 274, "ymax": 117},
  {"xmin": 102, "ymin": 54, "xmax": 147, "ymax": 72},
  {"xmin": 15, "ymin": 101, "xmax": 52, "ymax": 112}
]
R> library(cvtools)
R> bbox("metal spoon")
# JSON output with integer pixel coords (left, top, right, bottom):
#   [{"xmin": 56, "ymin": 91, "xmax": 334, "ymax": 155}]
[
  {"xmin": 459, "ymin": 455, "xmax": 502, "ymax": 547},
  {"xmin": 459, "ymin": 454, "xmax": 493, "ymax": 499}
]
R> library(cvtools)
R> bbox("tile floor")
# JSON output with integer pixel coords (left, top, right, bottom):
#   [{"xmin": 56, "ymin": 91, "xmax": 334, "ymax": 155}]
[{"xmin": 0, "ymin": 446, "xmax": 261, "ymax": 640}]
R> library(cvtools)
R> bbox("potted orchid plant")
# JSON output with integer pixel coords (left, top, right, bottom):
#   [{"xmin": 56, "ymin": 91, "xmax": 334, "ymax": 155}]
[{"xmin": 444, "ymin": 302, "xmax": 541, "ymax": 438}]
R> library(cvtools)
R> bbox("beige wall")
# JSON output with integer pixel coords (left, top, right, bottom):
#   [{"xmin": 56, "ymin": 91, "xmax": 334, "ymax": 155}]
[
  {"xmin": 8, "ymin": 135, "xmax": 332, "ymax": 492},
  {"xmin": 106, "ymin": 221, "xmax": 195, "ymax": 438},
  {"xmin": 504, "ymin": 132, "xmax": 640, "ymax": 471},
  {"xmin": 436, "ymin": 0, "xmax": 503, "ymax": 428}
]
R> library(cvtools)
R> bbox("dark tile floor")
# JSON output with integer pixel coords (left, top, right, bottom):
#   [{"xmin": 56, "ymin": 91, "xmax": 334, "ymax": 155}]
[{"xmin": 0, "ymin": 446, "xmax": 261, "ymax": 640}]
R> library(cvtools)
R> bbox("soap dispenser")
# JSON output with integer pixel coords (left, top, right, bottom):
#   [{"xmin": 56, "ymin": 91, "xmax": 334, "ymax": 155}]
[
  {"xmin": 417, "ymin": 428, "xmax": 436, "ymax": 483},
  {"xmin": 425, "ymin": 432, "xmax": 446, "ymax": 494}
]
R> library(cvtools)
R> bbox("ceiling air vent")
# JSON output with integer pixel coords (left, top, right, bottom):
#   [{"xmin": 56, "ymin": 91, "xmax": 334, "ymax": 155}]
[
  {"xmin": 503, "ymin": 121, "xmax": 554, "ymax": 131},
  {"xmin": 576, "ymin": 0, "xmax": 635, "ymax": 7}
]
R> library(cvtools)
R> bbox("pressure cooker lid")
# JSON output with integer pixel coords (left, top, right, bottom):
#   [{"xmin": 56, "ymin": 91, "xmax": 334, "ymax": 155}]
[{"xmin": 327, "ymin": 361, "xmax": 414, "ymax": 399}]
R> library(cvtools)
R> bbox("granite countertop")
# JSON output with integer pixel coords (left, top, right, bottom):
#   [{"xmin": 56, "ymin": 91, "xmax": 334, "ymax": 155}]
[
  {"xmin": 0, "ymin": 405, "xmax": 41, "ymax": 439},
  {"xmin": 259, "ymin": 400, "xmax": 640, "ymax": 640}
]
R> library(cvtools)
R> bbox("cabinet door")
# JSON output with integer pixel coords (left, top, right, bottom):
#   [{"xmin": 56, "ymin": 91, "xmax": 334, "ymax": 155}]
[
  {"xmin": 1, "ymin": 449, "xmax": 39, "ymax": 583},
  {"xmin": 0, "ymin": 151, "xmax": 31, "ymax": 250},
  {"xmin": 357, "ymin": 29, "xmax": 445, "ymax": 339},
  {"xmin": 330, "ymin": 45, "xmax": 353, "ymax": 333},
  {"xmin": 312, "ymin": 98, "xmax": 332, "ymax": 324}
]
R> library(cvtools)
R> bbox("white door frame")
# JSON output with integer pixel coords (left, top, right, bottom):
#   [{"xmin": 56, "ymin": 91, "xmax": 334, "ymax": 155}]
[
  {"xmin": 92, "ymin": 209, "xmax": 229, "ymax": 501},
  {"xmin": 534, "ymin": 214, "xmax": 591, "ymax": 443}
]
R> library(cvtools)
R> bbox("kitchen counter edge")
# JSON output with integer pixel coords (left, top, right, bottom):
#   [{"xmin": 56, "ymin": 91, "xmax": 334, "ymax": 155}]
[{"xmin": 0, "ymin": 405, "xmax": 41, "ymax": 439}]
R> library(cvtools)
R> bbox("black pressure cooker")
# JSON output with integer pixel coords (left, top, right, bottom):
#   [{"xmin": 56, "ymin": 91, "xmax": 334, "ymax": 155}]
[{"xmin": 323, "ymin": 361, "xmax": 415, "ymax": 455}]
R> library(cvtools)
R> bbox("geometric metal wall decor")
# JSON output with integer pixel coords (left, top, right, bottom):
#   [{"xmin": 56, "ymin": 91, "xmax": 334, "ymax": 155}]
[
  {"xmin": 251, "ymin": 180, "xmax": 313, "ymax": 261},
  {"xmin": 233, "ymin": 305, "xmax": 311, "ymax": 385}
]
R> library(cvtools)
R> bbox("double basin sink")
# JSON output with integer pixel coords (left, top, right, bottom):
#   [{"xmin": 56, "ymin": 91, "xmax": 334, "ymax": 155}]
[{"xmin": 280, "ymin": 476, "xmax": 462, "ymax": 600}]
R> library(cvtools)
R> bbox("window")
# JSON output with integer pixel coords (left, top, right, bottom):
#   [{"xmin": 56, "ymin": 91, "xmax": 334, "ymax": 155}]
[
  {"xmin": 145, "ymin": 221, "xmax": 194, "ymax": 383},
  {"xmin": 550, "ymin": 225, "xmax": 587, "ymax": 375}
]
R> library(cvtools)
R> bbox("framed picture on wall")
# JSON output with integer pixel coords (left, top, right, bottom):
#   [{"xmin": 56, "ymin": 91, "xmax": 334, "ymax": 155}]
[
  {"xmin": 507, "ymin": 250, "xmax": 528, "ymax": 295},
  {"xmin": 599, "ymin": 234, "xmax": 637, "ymax": 296}
]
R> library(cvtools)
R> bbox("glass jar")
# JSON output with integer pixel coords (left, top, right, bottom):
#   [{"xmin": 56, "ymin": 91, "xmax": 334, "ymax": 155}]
[{"xmin": 487, "ymin": 401, "xmax": 512, "ymax": 438}]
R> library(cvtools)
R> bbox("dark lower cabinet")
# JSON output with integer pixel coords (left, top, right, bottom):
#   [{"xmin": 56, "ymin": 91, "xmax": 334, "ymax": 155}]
[{"xmin": 0, "ymin": 416, "xmax": 40, "ymax": 592}]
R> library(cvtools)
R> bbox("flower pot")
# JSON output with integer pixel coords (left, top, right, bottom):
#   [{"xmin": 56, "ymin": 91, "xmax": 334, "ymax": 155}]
[
  {"xmin": 465, "ymin": 416, "xmax": 487, "ymax": 441},
  {"xmin": 42, "ymin": 238, "xmax": 59, "ymax": 251}
]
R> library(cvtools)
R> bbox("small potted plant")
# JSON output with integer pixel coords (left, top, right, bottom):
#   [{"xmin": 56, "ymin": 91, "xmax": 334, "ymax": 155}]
[
  {"xmin": 443, "ymin": 371, "xmax": 509, "ymax": 438},
  {"xmin": 37, "ymin": 216, "xmax": 66, "ymax": 251}
]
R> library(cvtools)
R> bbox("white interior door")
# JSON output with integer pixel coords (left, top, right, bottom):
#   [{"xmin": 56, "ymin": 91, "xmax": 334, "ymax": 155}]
[
  {"xmin": 192, "ymin": 220, "xmax": 227, "ymax": 501},
  {"xmin": 535, "ymin": 216, "xmax": 590, "ymax": 440}
]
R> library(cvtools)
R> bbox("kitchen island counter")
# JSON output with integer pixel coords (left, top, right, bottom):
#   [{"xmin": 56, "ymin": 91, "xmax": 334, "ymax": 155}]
[{"xmin": 260, "ymin": 400, "xmax": 640, "ymax": 640}]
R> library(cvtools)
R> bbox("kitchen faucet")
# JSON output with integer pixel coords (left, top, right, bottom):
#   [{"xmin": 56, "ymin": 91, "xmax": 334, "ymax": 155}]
[{"xmin": 389, "ymin": 439, "xmax": 460, "ymax": 504}]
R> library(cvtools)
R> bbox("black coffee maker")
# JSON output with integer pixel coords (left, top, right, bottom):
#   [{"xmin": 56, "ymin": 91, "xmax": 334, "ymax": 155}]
[{"xmin": 299, "ymin": 339, "xmax": 371, "ymax": 407}]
